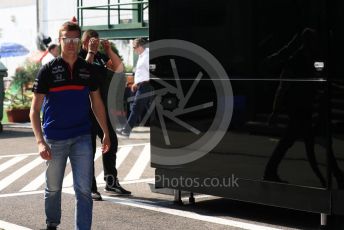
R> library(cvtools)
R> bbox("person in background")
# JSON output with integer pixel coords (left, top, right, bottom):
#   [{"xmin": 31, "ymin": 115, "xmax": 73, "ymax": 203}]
[
  {"xmin": 117, "ymin": 37, "xmax": 151, "ymax": 137},
  {"xmin": 79, "ymin": 29, "xmax": 131, "ymax": 201},
  {"xmin": 41, "ymin": 44, "xmax": 59, "ymax": 65},
  {"xmin": 30, "ymin": 21, "xmax": 110, "ymax": 230}
]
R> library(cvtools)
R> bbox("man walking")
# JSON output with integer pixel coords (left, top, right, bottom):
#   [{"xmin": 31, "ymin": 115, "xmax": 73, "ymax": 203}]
[
  {"xmin": 117, "ymin": 38, "xmax": 151, "ymax": 137},
  {"xmin": 80, "ymin": 30, "xmax": 131, "ymax": 201},
  {"xmin": 30, "ymin": 21, "xmax": 110, "ymax": 230}
]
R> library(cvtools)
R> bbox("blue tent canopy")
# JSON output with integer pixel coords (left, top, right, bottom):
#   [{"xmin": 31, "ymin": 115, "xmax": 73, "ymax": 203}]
[{"xmin": 0, "ymin": 42, "xmax": 29, "ymax": 58}]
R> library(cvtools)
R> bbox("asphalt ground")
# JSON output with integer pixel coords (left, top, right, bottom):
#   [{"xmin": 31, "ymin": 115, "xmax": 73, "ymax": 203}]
[{"xmin": 0, "ymin": 124, "xmax": 324, "ymax": 230}]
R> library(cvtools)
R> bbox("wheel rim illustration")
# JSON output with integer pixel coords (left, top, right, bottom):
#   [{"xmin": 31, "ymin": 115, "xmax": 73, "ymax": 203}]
[{"xmin": 108, "ymin": 39, "xmax": 233, "ymax": 166}]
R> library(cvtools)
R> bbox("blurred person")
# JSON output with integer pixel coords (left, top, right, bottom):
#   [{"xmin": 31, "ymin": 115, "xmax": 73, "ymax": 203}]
[
  {"xmin": 117, "ymin": 37, "xmax": 151, "ymax": 137},
  {"xmin": 41, "ymin": 44, "xmax": 59, "ymax": 65},
  {"xmin": 30, "ymin": 22, "xmax": 110, "ymax": 230},
  {"xmin": 79, "ymin": 29, "xmax": 131, "ymax": 201}
]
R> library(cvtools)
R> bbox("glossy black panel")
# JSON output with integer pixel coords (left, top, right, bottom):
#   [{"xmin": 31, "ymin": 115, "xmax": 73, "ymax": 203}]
[
  {"xmin": 328, "ymin": 1, "xmax": 344, "ymax": 190},
  {"xmin": 151, "ymin": 79, "xmax": 328, "ymax": 188},
  {"xmin": 329, "ymin": 81, "xmax": 344, "ymax": 189},
  {"xmin": 150, "ymin": 0, "xmax": 327, "ymax": 79},
  {"xmin": 328, "ymin": 0, "xmax": 344, "ymax": 189},
  {"xmin": 150, "ymin": 0, "xmax": 331, "ymax": 189},
  {"xmin": 149, "ymin": 0, "xmax": 344, "ymax": 218},
  {"xmin": 328, "ymin": 0, "xmax": 344, "ymax": 79}
]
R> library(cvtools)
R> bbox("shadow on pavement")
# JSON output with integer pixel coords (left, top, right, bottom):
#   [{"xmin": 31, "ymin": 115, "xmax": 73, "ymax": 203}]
[{"xmin": 0, "ymin": 127, "xmax": 34, "ymax": 139}]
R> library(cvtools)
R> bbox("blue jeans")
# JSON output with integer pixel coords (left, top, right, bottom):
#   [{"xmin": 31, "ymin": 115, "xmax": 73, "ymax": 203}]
[
  {"xmin": 45, "ymin": 134, "xmax": 93, "ymax": 230},
  {"xmin": 124, "ymin": 82, "xmax": 152, "ymax": 132}
]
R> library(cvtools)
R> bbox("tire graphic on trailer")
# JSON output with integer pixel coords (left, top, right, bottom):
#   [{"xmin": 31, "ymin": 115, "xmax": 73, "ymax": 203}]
[{"xmin": 107, "ymin": 39, "xmax": 233, "ymax": 166}]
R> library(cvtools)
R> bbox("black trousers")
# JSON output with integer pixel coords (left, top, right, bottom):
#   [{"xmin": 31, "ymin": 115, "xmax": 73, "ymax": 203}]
[{"xmin": 91, "ymin": 116, "xmax": 118, "ymax": 192}]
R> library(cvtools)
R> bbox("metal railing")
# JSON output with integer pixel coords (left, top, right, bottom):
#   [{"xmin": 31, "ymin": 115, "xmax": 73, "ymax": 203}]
[{"xmin": 77, "ymin": 0, "xmax": 149, "ymax": 28}]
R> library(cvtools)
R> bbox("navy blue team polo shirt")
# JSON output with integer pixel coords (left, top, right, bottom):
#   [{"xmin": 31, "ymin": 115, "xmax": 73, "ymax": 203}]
[{"xmin": 33, "ymin": 56, "xmax": 98, "ymax": 140}]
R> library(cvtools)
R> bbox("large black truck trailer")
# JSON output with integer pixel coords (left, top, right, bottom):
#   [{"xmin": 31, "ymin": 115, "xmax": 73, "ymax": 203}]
[{"xmin": 149, "ymin": 0, "xmax": 344, "ymax": 228}]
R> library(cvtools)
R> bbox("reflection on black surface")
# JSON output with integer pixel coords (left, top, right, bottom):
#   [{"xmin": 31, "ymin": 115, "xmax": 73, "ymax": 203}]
[
  {"xmin": 150, "ymin": 0, "xmax": 344, "ymax": 190},
  {"xmin": 328, "ymin": 81, "xmax": 344, "ymax": 189},
  {"xmin": 263, "ymin": 28, "xmax": 325, "ymax": 185}
]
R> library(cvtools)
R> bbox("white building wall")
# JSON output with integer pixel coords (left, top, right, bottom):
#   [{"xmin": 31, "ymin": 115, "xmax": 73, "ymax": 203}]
[
  {"xmin": 0, "ymin": 0, "xmax": 138, "ymax": 76},
  {"xmin": 40, "ymin": 0, "xmax": 78, "ymax": 43},
  {"xmin": 0, "ymin": 3, "xmax": 37, "ymax": 77}
]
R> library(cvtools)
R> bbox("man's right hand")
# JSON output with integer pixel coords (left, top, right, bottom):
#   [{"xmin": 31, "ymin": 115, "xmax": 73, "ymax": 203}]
[
  {"xmin": 38, "ymin": 141, "xmax": 52, "ymax": 160},
  {"xmin": 131, "ymin": 83, "xmax": 138, "ymax": 92}
]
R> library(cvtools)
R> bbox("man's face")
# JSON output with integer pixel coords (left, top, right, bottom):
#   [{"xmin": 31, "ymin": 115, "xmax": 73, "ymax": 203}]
[
  {"xmin": 51, "ymin": 46, "xmax": 59, "ymax": 57},
  {"xmin": 133, "ymin": 41, "xmax": 140, "ymax": 55},
  {"xmin": 59, "ymin": 30, "xmax": 80, "ymax": 55},
  {"xmin": 85, "ymin": 36, "xmax": 100, "ymax": 51}
]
